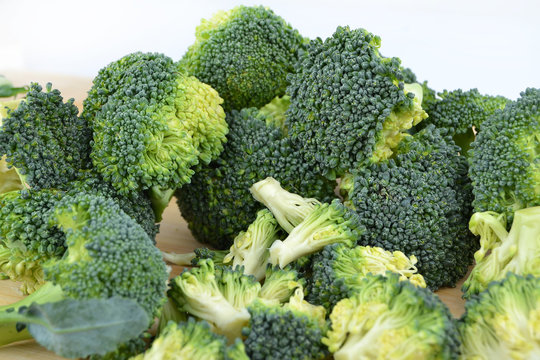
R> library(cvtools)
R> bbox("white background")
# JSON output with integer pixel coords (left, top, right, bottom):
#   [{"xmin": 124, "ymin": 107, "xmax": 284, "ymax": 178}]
[{"xmin": 1, "ymin": 0, "xmax": 539, "ymax": 99}]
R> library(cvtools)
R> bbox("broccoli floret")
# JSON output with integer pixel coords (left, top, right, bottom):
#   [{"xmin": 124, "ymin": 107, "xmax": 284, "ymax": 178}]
[
  {"xmin": 418, "ymin": 88, "xmax": 509, "ymax": 153},
  {"xmin": 269, "ymin": 199, "xmax": 364, "ymax": 268},
  {"xmin": 250, "ymin": 177, "xmax": 321, "ymax": 233},
  {"xmin": 308, "ymin": 243, "xmax": 426, "ymax": 311},
  {"xmin": 286, "ymin": 26, "xmax": 428, "ymax": 179},
  {"xmin": 341, "ymin": 126, "xmax": 476, "ymax": 289},
  {"xmin": 242, "ymin": 289, "xmax": 328, "ymax": 360},
  {"xmin": 323, "ymin": 273, "xmax": 459, "ymax": 360},
  {"xmin": 168, "ymin": 259, "xmax": 259, "ymax": 341},
  {"xmin": 0, "ymin": 83, "xmax": 92, "ymax": 190},
  {"xmin": 132, "ymin": 319, "xmax": 227, "ymax": 360},
  {"xmin": 459, "ymin": 273, "xmax": 540, "ymax": 359},
  {"xmin": 259, "ymin": 265, "xmax": 306, "ymax": 304},
  {"xmin": 462, "ymin": 207, "xmax": 540, "ymax": 298},
  {"xmin": 176, "ymin": 106, "xmax": 336, "ymax": 249},
  {"xmin": 223, "ymin": 209, "xmax": 282, "ymax": 280},
  {"xmin": 0, "ymin": 99, "xmax": 24, "ymax": 194},
  {"xmin": 179, "ymin": 5, "xmax": 306, "ymax": 111},
  {"xmin": 468, "ymin": 88, "xmax": 540, "ymax": 223},
  {"xmin": 225, "ymin": 339, "xmax": 250, "ymax": 360},
  {"xmin": 82, "ymin": 52, "xmax": 227, "ymax": 206},
  {"xmin": 258, "ymin": 95, "xmax": 291, "ymax": 130},
  {"xmin": 399, "ymin": 67, "xmax": 437, "ymax": 110}
]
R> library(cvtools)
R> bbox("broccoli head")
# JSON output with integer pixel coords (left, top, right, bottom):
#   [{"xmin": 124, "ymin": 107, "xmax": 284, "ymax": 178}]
[
  {"xmin": 176, "ymin": 106, "xmax": 336, "ymax": 249},
  {"xmin": 242, "ymin": 289, "xmax": 328, "ymax": 360},
  {"xmin": 286, "ymin": 26, "xmax": 427, "ymax": 179},
  {"xmin": 323, "ymin": 273, "xmax": 459, "ymax": 360},
  {"xmin": 180, "ymin": 5, "xmax": 306, "ymax": 111},
  {"xmin": 308, "ymin": 243, "xmax": 426, "ymax": 311},
  {"xmin": 459, "ymin": 273, "xmax": 540, "ymax": 360},
  {"xmin": 468, "ymin": 88, "xmax": 540, "ymax": 223},
  {"xmin": 462, "ymin": 207, "xmax": 540, "ymax": 298}
]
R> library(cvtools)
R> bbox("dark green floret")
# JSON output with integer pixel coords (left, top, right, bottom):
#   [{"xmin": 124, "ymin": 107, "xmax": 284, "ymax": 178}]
[
  {"xmin": 286, "ymin": 26, "xmax": 427, "ymax": 179},
  {"xmin": 468, "ymin": 88, "xmax": 540, "ymax": 223},
  {"xmin": 0, "ymin": 83, "xmax": 92, "ymax": 189},
  {"xmin": 176, "ymin": 106, "xmax": 336, "ymax": 249},
  {"xmin": 180, "ymin": 5, "xmax": 306, "ymax": 111}
]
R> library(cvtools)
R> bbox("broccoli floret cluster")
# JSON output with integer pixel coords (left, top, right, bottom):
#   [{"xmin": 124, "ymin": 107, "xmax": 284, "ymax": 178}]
[
  {"xmin": 176, "ymin": 107, "xmax": 336, "ymax": 249},
  {"xmin": 180, "ymin": 5, "xmax": 306, "ymax": 111},
  {"xmin": 286, "ymin": 26, "xmax": 427, "ymax": 179}
]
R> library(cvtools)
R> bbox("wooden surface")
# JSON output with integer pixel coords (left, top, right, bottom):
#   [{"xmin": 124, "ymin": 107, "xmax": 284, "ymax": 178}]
[{"xmin": 0, "ymin": 72, "xmax": 468, "ymax": 359}]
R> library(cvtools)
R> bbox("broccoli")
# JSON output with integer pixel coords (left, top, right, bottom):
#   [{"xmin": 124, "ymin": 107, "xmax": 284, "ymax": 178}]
[
  {"xmin": 459, "ymin": 273, "xmax": 540, "ymax": 360},
  {"xmin": 259, "ymin": 265, "xmax": 306, "ymax": 303},
  {"xmin": 468, "ymin": 88, "xmax": 540, "ymax": 224},
  {"xmin": 0, "ymin": 99, "xmax": 24, "ymax": 194},
  {"xmin": 0, "ymin": 75, "xmax": 27, "ymax": 97},
  {"xmin": 225, "ymin": 339, "xmax": 250, "ymax": 360},
  {"xmin": 132, "ymin": 319, "xmax": 227, "ymax": 360},
  {"xmin": 269, "ymin": 199, "xmax": 364, "ymax": 269},
  {"xmin": 307, "ymin": 243, "xmax": 426, "ymax": 311},
  {"xmin": 0, "ymin": 83, "xmax": 92, "ymax": 190},
  {"xmin": 179, "ymin": 5, "xmax": 306, "ymax": 111},
  {"xmin": 168, "ymin": 259, "xmax": 260, "ymax": 341},
  {"xmin": 81, "ymin": 52, "xmax": 227, "ymax": 213},
  {"xmin": 341, "ymin": 126, "xmax": 476, "ymax": 289},
  {"xmin": 250, "ymin": 177, "xmax": 321, "ymax": 233},
  {"xmin": 162, "ymin": 247, "xmax": 229, "ymax": 267},
  {"xmin": 462, "ymin": 207, "xmax": 540, "ymax": 298},
  {"xmin": 399, "ymin": 66, "xmax": 438, "ymax": 110},
  {"xmin": 418, "ymin": 88, "xmax": 509, "ymax": 154},
  {"xmin": 176, "ymin": 106, "xmax": 336, "ymax": 249},
  {"xmin": 285, "ymin": 26, "xmax": 427, "ymax": 179},
  {"xmin": 242, "ymin": 289, "xmax": 328, "ymax": 360},
  {"xmin": 323, "ymin": 273, "xmax": 459, "ymax": 360}
]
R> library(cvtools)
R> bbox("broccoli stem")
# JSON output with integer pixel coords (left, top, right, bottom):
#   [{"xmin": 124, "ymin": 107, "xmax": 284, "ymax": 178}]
[{"xmin": 161, "ymin": 251, "xmax": 196, "ymax": 266}]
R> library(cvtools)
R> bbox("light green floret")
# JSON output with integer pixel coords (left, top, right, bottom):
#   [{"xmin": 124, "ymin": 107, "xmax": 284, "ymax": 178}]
[
  {"xmin": 259, "ymin": 265, "xmax": 306, "ymax": 303},
  {"xmin": 0, "ymin": 99, "xmax": 24, "ymax": 194},
  {"xmin": 462, "ymin": 207, "xmax": 540, "ymax": 298},
  {"xmin": 225, "ymin": 339, "xmax": 250, "ymax": 360}
]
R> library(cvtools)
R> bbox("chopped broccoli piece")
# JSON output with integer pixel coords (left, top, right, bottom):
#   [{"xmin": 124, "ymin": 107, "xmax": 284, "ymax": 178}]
[
  {"xmin": 243, "ymin": 289, "xmax": 328, "ymax": 360},
  {"xmin": 225, "ymin": 339, "xmax": 250, "ymax": 360},
  {"xmin": 176, "ymin": 106, "xmax": 336, "ymax": 249},
  {"xmin": 462, "ymin": 207, "xmax": 540, "ymax": 298},
  {"xmin": 259, "ymin": 265, "xmax": 306, "ymax": 303},
  {"xmin": 459, "ymin": 273, "xmax": 540, "ymax": 360},
  {"xmin": 269, "ymin": 199, "xmax": 364, "ymax": 268},
  {"xmin": 323, "ymin": 273, "xmax": 459, "ymax": 360},
  {"xmin": 180, "ymin": 5, "xmax": 306, "ymax": 111},
  {"xmin": 468, "ymin": 88, "xmax": 540, "ymax": 224},
  {"xmin": 286, "ymin": 26, "xmax": 427, "ymax": 179},
  {"xmin": 308, "ymin": 243, "xmax": 426, "ymax": 310}
]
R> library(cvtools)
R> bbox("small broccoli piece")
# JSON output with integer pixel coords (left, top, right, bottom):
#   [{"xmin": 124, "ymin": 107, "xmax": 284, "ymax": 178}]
[
  {"xmin": 308, "ymin": 243, "xmax": 426, "ymax": 311},
  {"xmin": 90, "ymin": 336, "xmax": 148, "ymax": 360},
  {"xmin": 459, "ymin": 273, "xmax": 540, "ymax": 359},
  {"xmin": 176, "ymin": 106, "xmax": 336, "ymax": 249},
  {"xmin": 132, "ymin": 319, "xmax": 227, "ymax": 360},
  {"xmin": 82, "ymin": 52, "xmax": 227, "ymax": 207},
  {"xmin": 242, "ymin": 288, "xmax": 328, "ymax": 360},
  {"xmin": 462, "ymin": 207, "xmax": 540, "ymax": 298},
  {"xmin": 223, "ymin": 209, "xmax": 282, "ymax": 280},
  {"xmin": 286, "ymin": 26, "xmax": 428, "ymax": 179},
  {"xmin": 468, "ymin": 88, "xmax": 540, "ymax": 223},
  {"xmin": 250, "ymin": 177, "xmax": 321, "ymax": 233},
  {"xmin": 225, "ymin": 339, "xmax": 250, "ymax": 360},
  {"xmin": 168, "ymin": 259, "xmax": 258, "ymax": 341},
  {"xmin": 269, "ymin": 199, "xmax": 364, "ymax": 268},
  {"xmin": 323, "ymin": 273, "xmax": 459, "ymax": 360},
  {"xmin": 342, "ymin": 126, "xmax": 476, "ymax": 289},
  {"xmin": 259, "ymin": 265, "xmax": 306, "ymax": 303},
  {"xmin": 0, "ymin": 75, "xmax": 27, "ymax": 97},
  {"xmin": 180, "ymin": 5, "xmax": 305, "ymax": 111},
  {"xmin": 0, "ymin": 99, "xmax": 24, "ymax": 194},
  {"xmin": 0, "ymin": 83, "xmax": 92, "ymax": 190}
]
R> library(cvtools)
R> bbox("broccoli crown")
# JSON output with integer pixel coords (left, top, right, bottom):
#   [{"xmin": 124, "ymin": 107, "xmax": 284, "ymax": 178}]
[
  {"xmin": 342, "ymin": 126, "xmax": 476, "ymax": 289},
  {"xmin": 180, "ymin": 5, "xmax": 305, "ymax": 111},
  {"xmin": 308, "ymin": 243, "xmax": 426, "ymax": 311},
  {"xmin": 133, "ymin": 319, "xmax": 227, "ymax": 360},
  {"xmin": 462, "ymin": 207, "xmax": 540, "ymax": 298},
  {"xmin": 259, "ymin": 265, "xmax": 306, "ymax": 303},
  {"xmin": 44, "ymin": 193, "xmax": 168, "ymax": 317},
  {"xmin": 468, "ymin": 88, "xmax": 540, "ymax": 223},
  {"xmin": 191, "ymin": 247, "xmax": 228, "ymax": 266},
  {"xmin": 176, "ymin": 107, "xmax": 336, "ymax": 249},
  {"xmin": 82, "ymin": 51, "xmax": 227, "ymax": 195},
  {"xmin": 268, "ymin": 199, "xmax": 365, "ymax": 269},
  {"xmin": 323, "ymin": 273, "xmax": 459, "ymax": 360},
  {"xmin": 242, "ymin": 290, "xmax": 328, "ymax": 360},
  {"xmin": 0, "ymin": 83, "xmax": 92, "ymax": 190},
  {"xmin": 0, "ymin": 189, "xmax": 66, "ymax": 294},
  {"xmin": 459, "ymin": 273, "xmax": 540, "ymax": 360},
  {"xmin": 286, "ymin": 26, "xmax": 427, "ymax": 179}
]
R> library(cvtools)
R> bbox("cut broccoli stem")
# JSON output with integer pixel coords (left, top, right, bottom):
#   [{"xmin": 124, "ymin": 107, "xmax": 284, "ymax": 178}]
[{"xmin": 161, "ymin": 251, "xmax": 196, "ymax": 266}]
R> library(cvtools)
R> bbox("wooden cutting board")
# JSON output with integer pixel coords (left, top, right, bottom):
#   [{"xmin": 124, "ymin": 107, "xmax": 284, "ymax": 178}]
[{"xmin": 0, "ymin": 72, "xmax": 467, "ymax": 359}]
